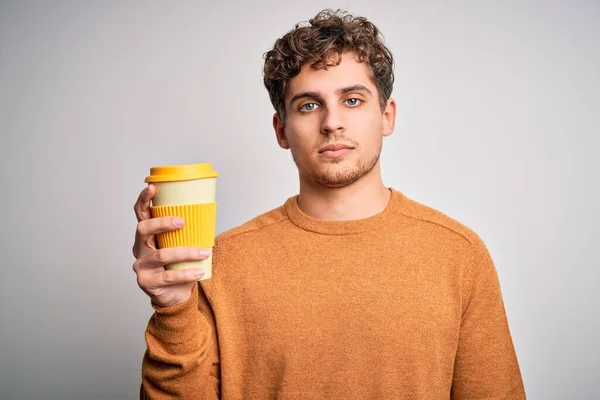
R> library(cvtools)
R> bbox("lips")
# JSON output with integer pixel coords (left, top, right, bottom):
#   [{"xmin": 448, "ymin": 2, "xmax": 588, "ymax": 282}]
[{"xmin": 318, "ymin": 143, "xmax": 355, "ymax": 153}]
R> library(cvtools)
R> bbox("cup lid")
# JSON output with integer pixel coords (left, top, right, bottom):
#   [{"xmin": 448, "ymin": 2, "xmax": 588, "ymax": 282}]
[{"xmin": 145, "ymin": 163, "xmax": 219, "ymax": 183}]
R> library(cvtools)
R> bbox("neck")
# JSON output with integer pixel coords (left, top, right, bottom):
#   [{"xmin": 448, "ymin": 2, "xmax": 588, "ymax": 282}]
[{"xmin": 297, "ymin": 162, "xmax": 391, "ymax": 221}]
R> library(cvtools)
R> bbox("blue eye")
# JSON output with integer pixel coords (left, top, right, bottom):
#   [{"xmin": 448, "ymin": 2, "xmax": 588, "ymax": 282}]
[
  {"xmin": 345, "ymin": 98, "xmax": 362, "ymax": 107},
  {"xmin": 300, "ymin": 103, "xmax": 319, "ymax": 112}
]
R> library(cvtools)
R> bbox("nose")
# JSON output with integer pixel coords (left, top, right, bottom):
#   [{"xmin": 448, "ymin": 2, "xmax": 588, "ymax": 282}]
[{"xmin": 320, "ymin": 105, "xmax": 345, "ymax": 135}]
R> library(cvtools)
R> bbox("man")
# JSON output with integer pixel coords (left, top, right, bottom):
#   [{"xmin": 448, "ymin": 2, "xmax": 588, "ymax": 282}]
[{"xmin": 132, "ymin": 9, "xmax": 526, "ymax": 399}]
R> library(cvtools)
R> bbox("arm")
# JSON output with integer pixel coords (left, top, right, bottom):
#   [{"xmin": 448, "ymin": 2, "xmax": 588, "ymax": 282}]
[
  {"xmin": 141, "ymin": 282, "xmax": 220, "ymax": 400},
  {"xmin": 451, "ymin": 237, "xmax": 526, "ymax": 399},
  {"xmin": 131, "ymin": 185, "xmax": 220, "ymax": 399}
]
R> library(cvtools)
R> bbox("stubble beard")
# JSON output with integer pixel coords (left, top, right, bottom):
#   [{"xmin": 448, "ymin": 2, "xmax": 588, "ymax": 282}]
[{"xmin": 294, "ymin": 138, "xmax": 383, "ymax": 189}]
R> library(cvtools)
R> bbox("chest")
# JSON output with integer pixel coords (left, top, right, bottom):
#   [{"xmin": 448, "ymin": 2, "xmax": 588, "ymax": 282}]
[{"xmin": 215, "ymin": 237, "xmax": 464, "ymax": 354}]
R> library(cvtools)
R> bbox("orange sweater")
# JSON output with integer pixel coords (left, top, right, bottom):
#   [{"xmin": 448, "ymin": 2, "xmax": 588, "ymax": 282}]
[{"xmin": 141, "ymin": 189, "xmax": 526, "ymax": 399}]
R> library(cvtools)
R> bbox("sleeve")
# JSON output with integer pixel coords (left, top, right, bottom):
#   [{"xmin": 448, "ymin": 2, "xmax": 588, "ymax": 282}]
[
  {"xmin": 140, "ymin": 282, "xmax": 220, "ymax": 400},
  {"xmin": 451, "ymin": 236, "xmax": 526, "ymax": 399}
]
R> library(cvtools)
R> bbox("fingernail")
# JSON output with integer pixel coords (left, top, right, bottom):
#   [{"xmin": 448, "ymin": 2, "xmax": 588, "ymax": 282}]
[
  {"xmin": 195, "ymin": 269, "xmax": 205, "ymax": 277},
  {"xmin": 173, "ymin": 217, "xmax": 185, "ymax": 227},
  {"xmin": 199, "ymin": 249, "xmax": 210, "ymax": 258}
]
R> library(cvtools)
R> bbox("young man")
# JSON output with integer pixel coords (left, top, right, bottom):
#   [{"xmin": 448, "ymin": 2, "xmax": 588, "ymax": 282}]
[{"xmin": 132, "ymin": 9, "xmax": 526, "ymax": 399}]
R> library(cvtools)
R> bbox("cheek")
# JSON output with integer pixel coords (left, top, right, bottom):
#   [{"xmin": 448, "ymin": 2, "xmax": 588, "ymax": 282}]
[
  {"xmin": 356, "ymin": 117, "xmax": 384, "ymax": 147},
  {"xmin": 286, "ymin": 129, "xmax": 318, "ymax": 160},
  {"xmin": 353, "ymin": 107, "xmax": 383, "ymax": 128}
]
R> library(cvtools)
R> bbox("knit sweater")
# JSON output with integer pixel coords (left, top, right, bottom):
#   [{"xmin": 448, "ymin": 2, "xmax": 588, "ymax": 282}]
[{"xmin": 141, "ymin": 188, "xmax": 526, "ymax": 399}]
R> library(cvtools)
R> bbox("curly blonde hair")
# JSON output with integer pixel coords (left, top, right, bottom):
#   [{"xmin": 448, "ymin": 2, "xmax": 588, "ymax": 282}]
[{"xmin": 263, "ymin": 9, "xmax": 394, "ymax": 120}]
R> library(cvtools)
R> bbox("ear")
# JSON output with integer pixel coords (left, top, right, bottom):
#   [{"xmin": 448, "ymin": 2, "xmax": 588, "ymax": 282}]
[
  {"xmin": 273, "ymin": 112, "xmax": 290, "ymax": 149},
  {"xmin": 382, "ymin": 98, "xmax": 396, "ymax": 137}
]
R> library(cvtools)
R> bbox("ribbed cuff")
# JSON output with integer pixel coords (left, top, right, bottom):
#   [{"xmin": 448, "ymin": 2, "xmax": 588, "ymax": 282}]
[{"xmin": 147, "ymin": 284, "xmax": 199, "ymax": 344}]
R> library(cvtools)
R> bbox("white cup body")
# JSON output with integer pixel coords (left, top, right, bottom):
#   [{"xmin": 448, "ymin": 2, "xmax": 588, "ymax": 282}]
[{"xmin": 152, "ymin": 177, "xmax": 217, "ymax": 279}]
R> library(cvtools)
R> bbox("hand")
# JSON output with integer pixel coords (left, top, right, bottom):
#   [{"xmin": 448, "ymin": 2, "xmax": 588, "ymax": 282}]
[{"xmin": 132, "ymin": 184, "xmax": 210, "ymax": 308}]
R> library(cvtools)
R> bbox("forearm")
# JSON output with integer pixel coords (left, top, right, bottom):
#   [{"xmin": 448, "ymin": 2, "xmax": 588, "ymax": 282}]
[{"xmin": 141, "ymin": 283, "xmax": 220, "ymax": 400}]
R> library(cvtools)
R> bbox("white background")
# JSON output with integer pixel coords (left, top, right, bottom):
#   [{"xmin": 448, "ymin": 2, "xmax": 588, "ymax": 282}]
[{"xmin": 0, "ymin": 1, "xmax": 598, "ymax": 398}]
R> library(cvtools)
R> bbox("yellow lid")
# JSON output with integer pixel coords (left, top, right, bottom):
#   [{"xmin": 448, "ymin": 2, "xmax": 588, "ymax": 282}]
[{"xmin": 145, "ymin": 163, "xmax": 219, "ymax": 183}]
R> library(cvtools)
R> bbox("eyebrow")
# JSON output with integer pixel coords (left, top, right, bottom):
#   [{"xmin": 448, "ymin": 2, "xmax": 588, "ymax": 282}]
[{"xmin": 288, "ymin": 84, "xmax": 373, "ymax": 106}]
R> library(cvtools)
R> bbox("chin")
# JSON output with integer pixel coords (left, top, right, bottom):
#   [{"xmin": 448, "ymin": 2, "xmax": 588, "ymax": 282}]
[
  {"xmin": 309, "ymin": 152, "xmax": 381, "ymax": 188},
  {"xmin": 311, "ymin": 165, "xmax": 365, "ymax": 188},
  {"xmin": 316, "ymin": 179, "xmax": 360, "ymax": 189}
]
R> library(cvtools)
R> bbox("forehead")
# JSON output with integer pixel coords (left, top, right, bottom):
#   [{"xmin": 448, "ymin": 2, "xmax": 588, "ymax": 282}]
[{"xmin": 286, "ymin": 52, "xmax": 376, "ymax": 98}]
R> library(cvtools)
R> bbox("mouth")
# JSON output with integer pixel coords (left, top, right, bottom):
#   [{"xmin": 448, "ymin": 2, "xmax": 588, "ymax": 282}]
[
  {"xmin": 318, "ymin": 143, "xmax": 355, "ymax": 158},
  {"xmin": 318, "ymin": 143, "xmax": 355, "ymax": 153}
]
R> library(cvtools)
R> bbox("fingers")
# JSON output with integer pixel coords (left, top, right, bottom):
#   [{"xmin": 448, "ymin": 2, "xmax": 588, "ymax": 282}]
[
  {"xmin": 134, "ymin": 184, "xmax": 155, "ymax": 223},
  {"xmin": 133, "ymin": 216, "xmax": 185, "ymax": 258},
  {"xmin": 134, "ymin": 246, "xmax": 211, "ymax": 270},
  {"xmin": 133, "ymin": 247, "xmax": 210, "ymax": 289},
  {"xmin": 137, "ymin": 215, "xmax": 185, "ymax": 237},
  {"xmin": 137, "ymin": 268, "xmax": 205, "ymax": 290}
]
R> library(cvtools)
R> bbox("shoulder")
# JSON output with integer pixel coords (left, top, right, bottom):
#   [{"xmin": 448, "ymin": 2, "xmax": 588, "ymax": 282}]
[
  {"xmin": 395, "ymin": 190, "xmax": 486, "ymax": 251},
  {"xmin": 215, "ymin": 202, "xmax": 289, "ymax": 247},
  {"xmin": 394, "ymin": 192, "xmax": 495, "ymax": 289}
]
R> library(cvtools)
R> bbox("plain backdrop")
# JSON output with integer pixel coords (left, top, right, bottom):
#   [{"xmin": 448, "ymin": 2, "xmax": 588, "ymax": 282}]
[{"xmin": 0, "ymin": 1, "xmax": 598, "ymax": 399}]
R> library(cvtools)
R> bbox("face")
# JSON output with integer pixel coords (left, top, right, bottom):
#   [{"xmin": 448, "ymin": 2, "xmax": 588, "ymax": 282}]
[{"xmin": 273, "ymin": 52, "xmax": 396, "ymax": 189}]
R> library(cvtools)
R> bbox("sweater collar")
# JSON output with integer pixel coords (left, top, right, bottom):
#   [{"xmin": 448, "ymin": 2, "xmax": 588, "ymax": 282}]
[{"xmin": 284, "ymin": 188, "xmax": 405, "ymax": 235}]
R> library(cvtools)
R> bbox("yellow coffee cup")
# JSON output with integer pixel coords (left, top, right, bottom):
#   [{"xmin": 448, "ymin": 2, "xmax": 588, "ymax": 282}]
[{"xmin": 144, "ymin": 163, "xmax": 218, "ymax": 280}]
